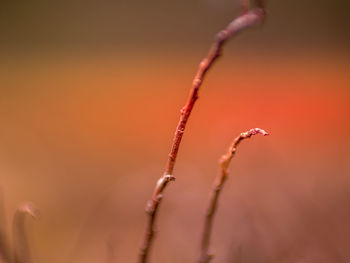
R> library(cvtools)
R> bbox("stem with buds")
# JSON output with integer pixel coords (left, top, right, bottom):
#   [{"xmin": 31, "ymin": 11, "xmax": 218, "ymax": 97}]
[
  {"xmin": 139, "ymin": 1, "xmax": 266, "ymax": 262},
  {"xmin": 199, "ymin": 128, "xmax": 268, "ymax": 263}
]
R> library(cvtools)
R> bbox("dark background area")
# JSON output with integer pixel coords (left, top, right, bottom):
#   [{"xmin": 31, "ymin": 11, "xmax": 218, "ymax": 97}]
[{"xmin": 1, "ymin": 0, "xmax": 349, "ymax": 53}]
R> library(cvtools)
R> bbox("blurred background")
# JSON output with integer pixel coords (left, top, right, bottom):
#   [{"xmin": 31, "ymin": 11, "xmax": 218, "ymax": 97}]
[{"xmin": 0, "ymin": 0, "xmax": 349, "ymax": 262}]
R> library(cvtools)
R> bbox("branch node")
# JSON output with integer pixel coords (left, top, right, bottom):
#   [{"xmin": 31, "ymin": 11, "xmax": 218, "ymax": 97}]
[
  {"xmin": 199, "ymin": 59, "xmax": 208, "ymax": 69},
  {"xmin": 177, "ymin": 127, "xmax": 185, "ymax": 134},
  {"xmin": 192, "ymin": 78, "xmax": 202, "ymax": 87},
  {"xmin": 155, "ymin": 194, "xmax": 163, "ymax": 202},
  {"xmin": 164, "ymin": 174, "xmax": 176, "ymax": 182},
  {"xmin": 216, "ymin": 30, "xmax": 229, "ymax": 43},
  {"xmin": 145, "ymin": 201, "xmax": 154, "ymax": 214}
]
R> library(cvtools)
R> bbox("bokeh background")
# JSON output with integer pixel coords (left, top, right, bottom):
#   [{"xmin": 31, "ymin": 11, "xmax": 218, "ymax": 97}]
[{"xmin": 1, "ymin": 0, "xmax": 349, "ymax": 262}]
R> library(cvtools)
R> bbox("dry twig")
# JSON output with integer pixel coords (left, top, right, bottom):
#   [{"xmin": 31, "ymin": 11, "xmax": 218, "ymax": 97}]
[
  {"xmin": 199, "ymin": 128, "xmax": 268, "ymax": 263},
  {"xmin": 139, "ymin": 1, "xmax": 266, "ymax": 262},
  {"xmin": 0, "ymin": 191, "xmax": 11, "ymax": 263},
  {"xmin": 13, "ymin": 203, "xmax": 38, "ymax": 263}
]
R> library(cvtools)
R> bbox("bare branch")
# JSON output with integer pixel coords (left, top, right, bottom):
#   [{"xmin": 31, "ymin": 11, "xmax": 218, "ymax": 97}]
[
  {"xmin": 139, "ymin": 2, "xmax": 266, "ymax": 262},
  {"xmin": 199, "ymin": 128, "xmax": 268, "ymax": 263},
  {"xmin": 13, "ymin": 203, "xmax": 38, "ymax": 263},
  {"xmin": 0, "ymin": 191, "xmax": 11, "ymax": 263}
]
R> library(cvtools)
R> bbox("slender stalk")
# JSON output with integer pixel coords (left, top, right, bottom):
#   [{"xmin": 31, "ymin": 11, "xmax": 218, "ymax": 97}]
[
  {"xmin": 13, "ymin": 203, "xmax": 38, "ymax": 263},
  {"xmin": 199, "ymin": 128, "xmax": 268, "ymax": 263},
  {"xmin": 0, "ymin": 191, "xmax": 11, "ymax": 263},
  {"xmin": 139, "ymin": 2, "xmax": 266, "ymax": 262}
]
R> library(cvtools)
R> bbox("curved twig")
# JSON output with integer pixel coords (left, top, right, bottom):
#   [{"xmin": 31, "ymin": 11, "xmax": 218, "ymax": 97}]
[
  {"xmin": 139, "ymin": 2, "xmax": 266, "ymax": 262},
  {"xmin": 0, "ymin": 191, "xmax": 11, "ymax": 263},
  {"xmin": 13, "ymin": 203, "xmax": 38, "ymax": 263},
  {"xmin": 199, "ymin": 128, "xmax": 268, "ymax": 263}
]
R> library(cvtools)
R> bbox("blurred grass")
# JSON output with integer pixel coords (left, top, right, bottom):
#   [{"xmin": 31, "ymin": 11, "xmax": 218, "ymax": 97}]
[{"xmin": 0, "ymin": 50, "xmax": 349, "ymax": 262}]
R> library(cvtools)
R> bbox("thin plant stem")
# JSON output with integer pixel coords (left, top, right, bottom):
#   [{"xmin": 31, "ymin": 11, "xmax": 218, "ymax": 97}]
[
  {"xmin": 199, "ymin": 128, "xmax": 268, "ymax": 263},
  {"xmin": 13, "ymin": 203, "xmax": 38, "ymax": 263},
  {"xmin": 0, "ymin": 191, "xmax": 11, "ymax": 263},
  {"xmin": 139, "ymin": 2, "xmax": 266, "ymax": 262}
]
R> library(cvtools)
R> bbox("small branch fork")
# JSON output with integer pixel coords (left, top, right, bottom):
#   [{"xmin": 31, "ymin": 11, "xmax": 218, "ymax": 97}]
[
  {"xmin": 139, "ymin": 1, "xmax": 266, "ymax": 262},
  {"xmin": 199, "ymin": 128, "xmax": 268, "ymax": 263}
]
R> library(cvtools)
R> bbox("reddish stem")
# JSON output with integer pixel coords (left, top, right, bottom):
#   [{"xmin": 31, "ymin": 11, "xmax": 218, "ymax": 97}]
[
  {"xmin": 139, "ymin": 4, "xmax": 266, "ymax": 263},
  {"xmin": 199, "ymin": 128, "xmax": 268, "ymax": 263}
]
